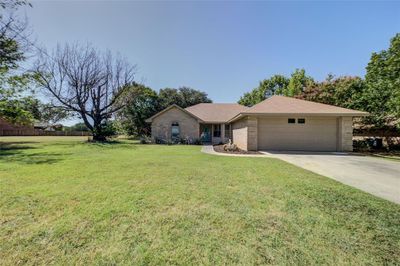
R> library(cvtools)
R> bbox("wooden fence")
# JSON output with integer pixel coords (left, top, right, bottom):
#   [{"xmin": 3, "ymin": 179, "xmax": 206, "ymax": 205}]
[{"xmin": 0, "ymin": 129, "xmax": 91, "ymax": 136}]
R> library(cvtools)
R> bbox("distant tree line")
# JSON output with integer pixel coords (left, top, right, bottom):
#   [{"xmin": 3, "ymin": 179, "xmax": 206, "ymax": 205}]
[{"xmin": 238, "ymin": 34, "xmax": 400, "ymax": 131}]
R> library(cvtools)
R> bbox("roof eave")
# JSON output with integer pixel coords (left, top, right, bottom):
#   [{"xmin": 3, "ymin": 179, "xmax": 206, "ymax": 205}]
[
  {"xmin": 241, "ymin": 112, "xmax": 370, "ymax": 117},
  {"xmin": 227, "ymin": 112, "xmax": 369, "ymax": 123},
  {"xmin": 145, "ymin": 104, "xmax": 205, "ymax": 123}
]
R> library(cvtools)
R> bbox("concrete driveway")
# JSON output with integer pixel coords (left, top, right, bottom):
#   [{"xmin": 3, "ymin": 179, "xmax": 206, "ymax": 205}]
[{"xmin": 260, "ymin": 151, "xmax": 400, "ymax": 204}]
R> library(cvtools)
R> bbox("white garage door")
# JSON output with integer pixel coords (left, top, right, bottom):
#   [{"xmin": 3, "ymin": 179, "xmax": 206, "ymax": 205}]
[{"xmin": 258, "ymin": 117, "xmax": 338, "ymax": 151}]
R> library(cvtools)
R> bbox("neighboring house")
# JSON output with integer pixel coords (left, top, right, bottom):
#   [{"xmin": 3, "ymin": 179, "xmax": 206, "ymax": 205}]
[
  {"xmin": 145, "ymin": 96, "xmax": 368, "ymax": 151},
  {"xmin": 34, "ymin": 123, "xmax": 63, "ymax": 131}
]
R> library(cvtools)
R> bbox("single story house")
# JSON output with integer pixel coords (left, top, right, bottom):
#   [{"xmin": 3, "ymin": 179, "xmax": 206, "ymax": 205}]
[{"xmin": 145, "ymin": 96, "xmax": 369, "ymax": 151}]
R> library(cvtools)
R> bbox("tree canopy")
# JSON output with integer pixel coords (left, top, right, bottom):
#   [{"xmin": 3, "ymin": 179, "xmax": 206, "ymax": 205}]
[
  {"xmin": 238, "ymin": 75, "xmax": 289, "ymax": 106},
  {"xmin": 0, "ymin": 0, "xmax": 38, "ymax": 124},
  {"xmin": 116, "ymin": 83, "xmax": 160, "ymax": 137},
  {"xmin": 238, "ymin": 69, "xmax": 313, "ymax": 106},
  {"xmin": 364, "ymin": 33, "xmax": 400, "ymax": 128},
  {"xmin": 117, "ymin": 85, "xmax": 212, "ymax": 137},
  {"xmin": 158, "ymin": 87, "xmax": 212, "ymax": 109},
  {"xmin": 238, "ymin": 34, "xmax": 399, "ymax": 131}
]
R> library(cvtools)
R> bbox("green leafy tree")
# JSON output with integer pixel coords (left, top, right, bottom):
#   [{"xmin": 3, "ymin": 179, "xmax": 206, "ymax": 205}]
[
  {"xmin": 364, "ymin": 33, "xmax": 400, "ymax": 128},
  {"xmin": 116, "ymin": 85, "xmax": 211, "ymax": 137},
  {"xmin": 117, "ymin": 85, "xmax": 211, "ymax": 137},
  {"xmin": 0, "ymin": 0, "xmax": 37, "ymax": 124},
  {"xmin": 116, "ymin": 83, "xmax": 159, "ymax": 137},
  {"xmin": 298, "ymin": 75, "xmax": 366, "ymax": 111},
  {"xmin": 0, "ymin": 1, "xmax": 29, "ymax": 70},
  {"xmin": 158, "ymin": 88, "xmax": 183, "ymax": 108},
  {"xmin": 284, "ymin": 69, "xmax": 315, "ymax": 96},
  {"xmin": 158, "ymin": 87, "xmax": 211, "ymax": 109},
  {"xmin": 238, "ymin": 75, "xmax": 289, "ymax": 106},
  {"xmin": 69, "ymin": 122, "xmax": 90, "ymax": 132},
  {"xmin": 36, "ymin": 103, "xmax": 70, "ymax": 125},
  {"xmin": 176, "ymin": 87, "xmax": 212, "ymax": 108},
  {"xmin": 0, "ymin": 74, "xmax": 36, "ymax": 124}
]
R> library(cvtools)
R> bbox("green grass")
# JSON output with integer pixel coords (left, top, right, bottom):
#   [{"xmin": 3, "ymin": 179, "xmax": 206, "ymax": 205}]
[{"xmin": 1, "ymin": 137, "xmax": 399, "ymax": 265}]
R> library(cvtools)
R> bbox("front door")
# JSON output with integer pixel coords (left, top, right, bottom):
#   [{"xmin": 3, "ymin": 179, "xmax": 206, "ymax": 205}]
[{"xmin": 200, "ymin": 125, "xmax": 212, "ymax": 143}]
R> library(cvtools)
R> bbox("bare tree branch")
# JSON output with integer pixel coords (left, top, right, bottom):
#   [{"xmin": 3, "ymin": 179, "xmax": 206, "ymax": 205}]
[{"xmin": 34, "ymin": 43, "xmax": 136, "ymax": 140}]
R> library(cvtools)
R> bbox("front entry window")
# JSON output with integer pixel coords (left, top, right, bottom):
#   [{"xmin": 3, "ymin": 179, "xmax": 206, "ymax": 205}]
[
  {"xmin": 213, "ymin": 124, "xmax": 221, "ymax": 137},
  {"xmin": 225, "ymin": 124, "xmax": 231, "ymax": 138},
  {"xmin": 171, "ymin": 122, "xmax": 180, "ymax": 140}
]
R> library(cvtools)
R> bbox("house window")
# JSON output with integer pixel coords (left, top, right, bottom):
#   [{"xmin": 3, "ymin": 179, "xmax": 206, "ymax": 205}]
[
  {"xmin": 171, "ymin": 122, "xmax": 180, "ymax": 139},
  {"xmin": 213, "ymin": 124, "xmax": 221, "ymax": 137},
  {"xmin": 225, "ymin": 124, "xmax": 231, "ymax": 138},
  {"xmin": 288, "ymin": 118, "xmax": 296, "ymax": 124},
  {"xmin": 298, "ymin": 118, "xmax": 305, "ymax": 124}
]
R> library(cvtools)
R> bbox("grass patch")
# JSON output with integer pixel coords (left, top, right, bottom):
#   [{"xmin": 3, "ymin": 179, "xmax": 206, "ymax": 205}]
[{"xmin": 1, "ymin": 136, "xmax": 399, "ymax": 264}]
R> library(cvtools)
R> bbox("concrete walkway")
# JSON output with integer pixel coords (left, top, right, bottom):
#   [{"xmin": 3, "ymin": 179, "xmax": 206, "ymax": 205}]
[{"xmin": 202, "ymin": 145, "xmax": 400, "ymax": 204}]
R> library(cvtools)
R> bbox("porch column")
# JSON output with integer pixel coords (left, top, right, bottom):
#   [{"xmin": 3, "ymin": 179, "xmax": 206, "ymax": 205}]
[
  {"xmin": 211, "ymin": 124, "xmax": 214, "ymax": 143},
  {"xmin": 247, "ymin": 117, "xmax": 258, "ymax": 151},
  {"xmin": 198, "ymin": 123, "xmax": 201, "ymax": 140},
  {"xmin": 221, "ymin": 123, "xmax": 225, "ymax": 143}
]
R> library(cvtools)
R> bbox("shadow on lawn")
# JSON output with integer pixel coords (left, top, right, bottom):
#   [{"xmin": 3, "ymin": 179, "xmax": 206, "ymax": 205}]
[
  {"xmin": 0, "ymin": 142, "xmax": 67, "ymax": 165},
  {"xmin": 87, "ymin": 139, "xmax": 139, "ymax": 149}
]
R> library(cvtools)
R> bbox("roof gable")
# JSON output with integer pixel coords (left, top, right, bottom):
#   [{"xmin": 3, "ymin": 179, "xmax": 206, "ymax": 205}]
[
  {"xmin": 145, "ymin": 104, "xmax": 203, "ymax": 123},
  {"xmin": 185, "ymin": 103, "xmax": 248, "ymax": 123}
]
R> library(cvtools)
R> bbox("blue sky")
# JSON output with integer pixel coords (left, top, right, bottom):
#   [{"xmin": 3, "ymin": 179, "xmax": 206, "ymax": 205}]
[{"xmin": 23, "ymin": 1, "xmax": 399, "ymax": 124}]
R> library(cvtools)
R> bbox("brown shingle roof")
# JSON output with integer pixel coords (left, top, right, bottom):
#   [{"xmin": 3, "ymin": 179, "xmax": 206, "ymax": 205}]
[
  {"xmin": 185, "ymin": 103, "xmax": 248, "ymax": 123},
  {"xmin": 146, "ymin": 96, "xmax": 369, "ymax": 124},
  {"xmin": 145, "ymin": 104, "xmax": 203, "ymax": 123},
  {"xmin": 243, "ymin": 95, "xmax": 369, "ymax": 116}
]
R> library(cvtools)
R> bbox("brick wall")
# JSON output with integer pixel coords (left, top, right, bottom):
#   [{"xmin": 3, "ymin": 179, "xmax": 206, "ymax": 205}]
[
  {"xmin": 151, "ymin": 107, "xmax": 199, "ymax": 142},
  {"xmin": 231, "ymin": 117, "xmax": 248, "ymax": 150},
  {"xmin": 338, "ymin": 116, "xmax": 353, "ymax": 151}
]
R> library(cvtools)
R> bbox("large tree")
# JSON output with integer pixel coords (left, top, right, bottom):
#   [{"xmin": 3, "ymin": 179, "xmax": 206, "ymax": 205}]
[
  {"xmin": 284, "ymin": 69, "xmax": 315, "ymax": 96},
  {"xmin": 238, "ymin": 69, "xmax": 313, "ymax": 106},
  {"xmin": 297, "ymin": 75, "xmax": 366, "ymax": 111},
  {"xmin": 364, "ymin": 33, "xmax": 400, "ymax": 129},
  {"xmin": 158, "ymin": 87, "xmax": 212, "ymax": 109},
  {"xmin": 35, "ymin": 43, "xmax": 135, "ymax": 141},
  {"xmin": 238, "ymin": 75, "xmax": 289, "ymax": 106},
  {"xmin": 0, "ymin": 0, "xmax": 30, "ymax": 69},
  {"xmin": 0, "ymin": 0, "xmax": 37, "ymax": 124},
  {"xmin": 116, "ymin": 82, "xmax": 159, "ymax": 137},
  {"xmin": 116, "ymin": 85, "xmax": 212, "ymax": 137}
]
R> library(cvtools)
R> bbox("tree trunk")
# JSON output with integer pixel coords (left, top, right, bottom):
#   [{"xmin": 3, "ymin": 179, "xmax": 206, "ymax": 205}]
[{"xmin": 92, "ymin": 133, "xmax": 106, "ymax": 142}]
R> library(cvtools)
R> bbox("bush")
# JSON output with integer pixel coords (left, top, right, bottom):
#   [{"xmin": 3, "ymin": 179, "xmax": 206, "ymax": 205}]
[
  {"xmin": 155, "ymin": 137, "xmax": 166, "ymax": 144},
  {"xmin": 139, "ymin": 136, "xmax": 152, "ymax": 144},
  {"xmin": 353, "ymin": 139, "xmax": 370, "ymax": 152},
  {"xmin": 353, "ymin": 138, "xmax": 386, "ymax": 151},
  {"xmin": 223, "ymin": 141, "xmax": 238, "ymax": 152},
  {"xmin": 193, "ymin": 138, "xmax": 203, "ymax": 145},
  {"xmin": 99, "ymin": 121, "xmax": 119, "ymax": 138},
  {"xmin": 91, "ymin": 121, "xmax": 119, "ymax": 141},
  {"xmin": 154, "ymin": 137, "xmax": 202, "ymax": 145}
]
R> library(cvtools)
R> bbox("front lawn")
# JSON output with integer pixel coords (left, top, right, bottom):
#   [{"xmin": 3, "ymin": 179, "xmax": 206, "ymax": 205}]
[{"xmin": 1, "ymin": 137, "xmax": 399, "ymax": 264}]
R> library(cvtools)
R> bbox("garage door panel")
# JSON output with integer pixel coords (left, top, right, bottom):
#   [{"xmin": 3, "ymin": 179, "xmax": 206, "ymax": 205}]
[{"xmin": 258, "ymin": 117, "xmax": 337, "ymax": 151}]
